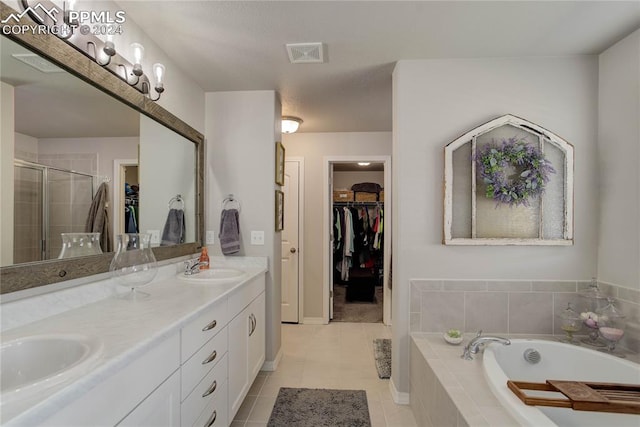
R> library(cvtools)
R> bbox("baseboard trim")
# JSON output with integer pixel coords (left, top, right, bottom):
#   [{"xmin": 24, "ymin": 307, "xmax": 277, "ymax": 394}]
[
  {"xmin": 302, "ymin": 317, "xmax": 326, "ymax": 325},
  {"xmin": 261, "ymin": 348, "xmax": 283, "ymax": 372},
  {"xmin": 390, "ymin": 377, "xmax": 410, "ymax": 405}
]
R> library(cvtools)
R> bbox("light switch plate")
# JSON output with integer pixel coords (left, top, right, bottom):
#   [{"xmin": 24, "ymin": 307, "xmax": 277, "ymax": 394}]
[
  {"xmin": 206, "ymin": 230, "xmax": 215, "ymax": 245},
  {"xmin": 148, "ymin": 230, "xmax": 160, "ymax": 244},
  {"xmin": 250, "ymin": 231, "xmax": 265, "ymax": 245}
]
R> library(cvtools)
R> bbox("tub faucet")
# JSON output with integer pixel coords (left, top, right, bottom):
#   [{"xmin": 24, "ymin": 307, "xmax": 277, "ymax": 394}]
[
  {"xmin": 184, "ymin": 258, "xmax": 208, "ymax": 275},
  {"xmin": 461, "ymin": 330, "xmax": 510, "ymax": 360}
]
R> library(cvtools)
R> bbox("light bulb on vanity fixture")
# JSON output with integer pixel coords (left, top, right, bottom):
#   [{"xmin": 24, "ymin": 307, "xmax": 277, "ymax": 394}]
[
  {"xmin": 282, "ymin": 116, "xmax": 303, "ymax": 134},
  {"xmin": 130, "ymin": 42, "xmax": 145, "ymax": 77},
  {"xmin": 357, "ymin": 162, "xmax": 371, "ymax": 167},
  {"xmin": 140, "ymin": 63, "xmax": 166, "ymax": 101}
]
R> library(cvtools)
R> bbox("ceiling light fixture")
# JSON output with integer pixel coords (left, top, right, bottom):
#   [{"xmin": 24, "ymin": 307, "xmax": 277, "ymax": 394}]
[
  {"xmin": 282, "ymin": 116, "xmax": 303, "ymax": 134},
  {"xmin": 358, "ymin": 162, "xmax": 371, "ymax": 166},
  {"xmin": 19, "ymin": 0, "xmax": 166, "ymax": 102}
]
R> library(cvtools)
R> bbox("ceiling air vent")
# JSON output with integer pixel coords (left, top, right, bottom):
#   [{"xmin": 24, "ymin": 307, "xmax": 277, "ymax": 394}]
[
  {"xmin": 286, "ymin": 42, "xmax": 324, "ymax": 64},
  {"xmin": 12, "ymin": 53, "xmax": 62, "ymax": 73}
]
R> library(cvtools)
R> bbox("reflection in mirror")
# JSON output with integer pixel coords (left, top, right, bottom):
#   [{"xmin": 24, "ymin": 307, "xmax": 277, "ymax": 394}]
[
  {"xmin": 0, "ymin": 34, "xmax": 200, "ymax": 281},
  {"xmin": 1, "ymin": 37, "xmax": 197, "ymax": 267}
]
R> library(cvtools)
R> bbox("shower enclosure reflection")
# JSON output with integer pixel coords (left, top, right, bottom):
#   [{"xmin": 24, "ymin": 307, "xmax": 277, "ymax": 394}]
[{"xmin": 13, "ymin": 160, "xmax": 95, "ymax": 263}]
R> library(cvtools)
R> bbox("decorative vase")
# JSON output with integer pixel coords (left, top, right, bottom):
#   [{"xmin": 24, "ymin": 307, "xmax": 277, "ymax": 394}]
[
  {"xmin": 558, "ymin": 302, "xmax": 581, "ymax": 344},
  {"xmin": 579, "ymin": 280, "xmax": 608, "ymax": 347},
  {"xmin": 597, "ymin": 298, "xmax": 626, "ymax": 358},
  {"xmin": 58, "ymin": 233, "xmax": 103, "ymax": 259},
  {"xmin": 110, "ymin": 234, "xmax": 157, "ymax": 299}
]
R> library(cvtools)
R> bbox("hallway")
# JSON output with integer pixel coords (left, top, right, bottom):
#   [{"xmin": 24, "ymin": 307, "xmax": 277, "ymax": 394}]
[{"xmin": 231, "ymin": 322, "xmax": 417, "ymax": 426}]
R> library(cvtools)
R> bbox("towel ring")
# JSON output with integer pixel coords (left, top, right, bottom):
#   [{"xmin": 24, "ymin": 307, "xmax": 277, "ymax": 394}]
[
  {"xmin": 168, "ymin": 194, "xmax": 185, "ymax": 210},
  {"xmin": 222, "ymin": 194, "xmax": 241, "ymax": 212}
]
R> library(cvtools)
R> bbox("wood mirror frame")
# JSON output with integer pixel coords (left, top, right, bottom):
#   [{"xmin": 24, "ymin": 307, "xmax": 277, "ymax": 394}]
[{"xmin": 0, "ymin": 3, "xmax": 204, "ymax": 294}]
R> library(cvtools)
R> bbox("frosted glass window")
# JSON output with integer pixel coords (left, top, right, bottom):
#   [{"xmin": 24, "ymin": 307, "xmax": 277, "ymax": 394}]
[{"xmin": 443, "ymin": 115, "xmax": 573, "ymax": 245}]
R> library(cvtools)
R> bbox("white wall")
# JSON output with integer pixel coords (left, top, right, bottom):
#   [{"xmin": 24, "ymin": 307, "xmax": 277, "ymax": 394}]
[
  {"xmin": 283, "ymin": 132, "xmax": 391, "ymax": 319},
  {"xmin": 1, "ymin": 82, "xmax": 15, "ymax": 266},
  {"xmin": 597, "ymin": 30, "xmax": 640, "ymax": 291},
  {"xmin": 392, "ymin": 56, "xmax": 599, "ymax": 395},
  {"xmin": 14, "ymin": 132, "xmax": 38, "ymax": 161},
  {"xmin": 205, "ymin": 90, "xmax": 282, "ymax": 364}
]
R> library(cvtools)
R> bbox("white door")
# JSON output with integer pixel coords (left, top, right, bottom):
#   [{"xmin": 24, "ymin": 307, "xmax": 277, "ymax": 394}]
[{"xmin": 281, "ymin": 160, "xmax": 300, "ymax": 323}]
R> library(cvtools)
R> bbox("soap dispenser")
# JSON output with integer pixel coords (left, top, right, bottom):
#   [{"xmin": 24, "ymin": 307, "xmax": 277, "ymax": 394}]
[{"xmin": 199, "ymin": 246, "xmax": 210, "ymax": 270}]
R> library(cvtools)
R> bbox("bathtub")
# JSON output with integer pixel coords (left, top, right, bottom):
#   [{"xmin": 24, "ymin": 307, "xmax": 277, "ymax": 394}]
[{"xmin": 483, "ymin": 339, "xmax": 640, "ymax": 426}]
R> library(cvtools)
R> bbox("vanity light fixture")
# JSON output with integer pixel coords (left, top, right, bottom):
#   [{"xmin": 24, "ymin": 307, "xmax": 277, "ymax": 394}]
[
  {"xmin": 18, "ymin": 0, "xmax": 167, "ymax": 102},
  {"xmin": 357, "ymin": 162, "xmax": 371, "ymax": 166},
  {"xmin": 282, "ymin": 116, "xmax": 303, "ymax": 134},
  {"xmin": 87, "ymin": 34, "xmax": 116, "ymax": 66},
  {"xmin": 140, "ymin": 63, "xmax": 166, "ymax": 101}
]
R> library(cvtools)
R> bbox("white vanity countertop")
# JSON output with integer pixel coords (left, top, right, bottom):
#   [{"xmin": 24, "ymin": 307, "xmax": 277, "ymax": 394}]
[{"xmin": 1, "ymin": 256, "xmax": 268, "ymax": 425}]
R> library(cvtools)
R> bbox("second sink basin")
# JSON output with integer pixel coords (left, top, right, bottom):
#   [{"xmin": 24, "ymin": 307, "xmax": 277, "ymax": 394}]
[
  {"xmin": 1, "ymin": 334, "xmax": 103, "ymax": 405},
  {"xmin": 178, "ymin": 268, "xmax": 246, "ymax": 283}
]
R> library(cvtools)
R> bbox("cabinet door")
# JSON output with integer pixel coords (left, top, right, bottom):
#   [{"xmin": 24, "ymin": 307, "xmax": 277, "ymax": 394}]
[
  {"xmin": 227, "ymin": 306, "xmax": 250, "ymax": 419},
  {"xmin": 117, "ymin": 370, "xmax": 180, "ymax": 427},
  {"xmin": 248, "ymin": 292, "xmax": 266, "ymax": 380}
]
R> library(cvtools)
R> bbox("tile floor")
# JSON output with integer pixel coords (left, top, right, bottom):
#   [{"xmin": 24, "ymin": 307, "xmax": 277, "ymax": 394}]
[{"xmin": 231, "ymin": 322, "xmax": 418, "ymax": 427}]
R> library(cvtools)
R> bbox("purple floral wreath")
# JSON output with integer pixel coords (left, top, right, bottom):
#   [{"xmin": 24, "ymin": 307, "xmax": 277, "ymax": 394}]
[{"xmin": 476, "ymin": 137, "xmax": 555, "ymax": 206}]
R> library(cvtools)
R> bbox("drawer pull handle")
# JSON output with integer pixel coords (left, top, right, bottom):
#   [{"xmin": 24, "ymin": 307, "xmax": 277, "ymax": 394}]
[
  {"xmin": 204, "ymin": 410, "xmax": 217, "ymax": 427},
  {"xmin": 202, "ymin": 350, "xmax": 218, "ymax": 365},
  {"xmin": 202, "ymin": 319, "xmax": 217, "ymax": 332},
  {"xmin": 202, "ymin": 380, "xmax": 218, "ymax": 398}
]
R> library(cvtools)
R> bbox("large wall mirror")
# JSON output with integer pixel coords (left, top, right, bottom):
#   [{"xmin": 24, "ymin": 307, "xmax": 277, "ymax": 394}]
[{"xmin": 0, "ymin": 5, "xmax": 204, "ymax": 294}]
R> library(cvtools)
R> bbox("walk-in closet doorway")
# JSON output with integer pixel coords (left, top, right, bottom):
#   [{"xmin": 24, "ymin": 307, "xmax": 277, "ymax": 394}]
[{"xmin": 323, "ymin": 156, "xmax": 391, "ymax": 325}]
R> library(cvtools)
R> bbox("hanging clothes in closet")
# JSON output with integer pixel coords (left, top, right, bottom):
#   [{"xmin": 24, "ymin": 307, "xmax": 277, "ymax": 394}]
[
  {"xmin": 333, "ymin": 203, "xmax": 384, "ymax": 283},
  {"xmin": 124, "ymin": 183, "xmax": 139, "ymax": 233}
]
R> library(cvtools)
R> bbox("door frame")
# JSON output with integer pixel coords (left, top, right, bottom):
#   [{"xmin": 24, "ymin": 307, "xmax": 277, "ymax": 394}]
[
  {"xmin": 285, "ymin": 157, "xmax": 305, "ymax": 323},
  {"xmin": 113, "ymin": 159, "xmax": 138, "ymax": 236},
  {"xmin": 323, "ymin": 155, "xmax": 392, "ymax": 325}
]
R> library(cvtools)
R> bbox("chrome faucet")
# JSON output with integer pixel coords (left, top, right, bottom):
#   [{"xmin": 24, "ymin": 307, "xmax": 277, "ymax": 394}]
[
  {"xmin": 461, "ymin": 330, "xmax": 510, "ymax": 360},
  {"xmin": 184, "ymin": 258, "xmax": 208, "ymax": 275}
]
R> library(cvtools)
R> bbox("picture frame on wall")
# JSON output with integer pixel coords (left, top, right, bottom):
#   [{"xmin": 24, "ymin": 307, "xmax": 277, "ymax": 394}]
[
  {"xmin": 275, "ymin": 190, "xmax": 284, "ymax": 231},
  {"xmin": 275, "ymin": 141, "xmax": 285, "ymax": 186}
]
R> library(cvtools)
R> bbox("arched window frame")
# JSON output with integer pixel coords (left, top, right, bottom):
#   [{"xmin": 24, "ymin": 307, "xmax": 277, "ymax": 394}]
[{"xmin": 443, "ymin": 114, "xmax": 574, "ymax": 245}]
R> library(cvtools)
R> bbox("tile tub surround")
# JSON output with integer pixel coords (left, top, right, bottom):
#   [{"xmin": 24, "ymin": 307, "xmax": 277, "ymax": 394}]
[
  {"xmin": 410, "ymin": 333, "xmax": 519, "ymax": 427},
  {"xmin": 0, "ymin": 256, "xmax": 267, "ymax": 424},
  {"xmin": 410, "ymin": 279, "xmax": 640, "ymax": 353}
]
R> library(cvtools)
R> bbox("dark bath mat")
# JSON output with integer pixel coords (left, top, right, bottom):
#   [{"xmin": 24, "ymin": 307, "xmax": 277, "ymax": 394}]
[
  {"xmin": 267, "ymin": 387, "xmax": 371, "ymax": 427},
  {"xmin": 373, "ymin": 338, "xmax": 391, "ymax": 379}
]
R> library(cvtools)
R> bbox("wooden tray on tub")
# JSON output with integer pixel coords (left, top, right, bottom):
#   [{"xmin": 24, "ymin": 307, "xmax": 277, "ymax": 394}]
[{"xmin": 507, "ymin": 380, "xmax": 640, "ymax": 415}]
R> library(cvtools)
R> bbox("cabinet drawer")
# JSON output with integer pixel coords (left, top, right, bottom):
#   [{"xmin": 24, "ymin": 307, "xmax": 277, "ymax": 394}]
[
  {"xmin": 181, "ymin": 353, "xmax": 228, "ymax": 427},
  {"xmin": 182, "ymin": 298, "xmax": 228, "ymax": 362},
  {"xmin": 192, "ymin": 380, "xmax": 228, "ymax": 427},
  {"xmin": 182, "ymin": 326, "xmax": 228, "ymax": 401},
  {"xmin": 228, "ymin": 274, "xmax": 265, "ymax": 315}
]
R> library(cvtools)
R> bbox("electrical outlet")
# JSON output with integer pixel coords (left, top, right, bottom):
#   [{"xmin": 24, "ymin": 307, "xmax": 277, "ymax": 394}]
[
  {"xmin": 206, "ymin": 230, "xmax": 215, "ymax": 245},
  {"xmin": 250, "ymin": 231, "xmax": 265, "ymax": 245},
  {"xmin": 148, "ymin": 230, "xmax": 160, "ymax": 244}
]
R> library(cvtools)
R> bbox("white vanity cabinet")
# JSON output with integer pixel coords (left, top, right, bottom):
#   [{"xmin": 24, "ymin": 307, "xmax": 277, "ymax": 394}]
[
  {"xmin": 227, "ymin": 276, "xmax": 266, "ymax": 420},
  {"xmin": 8, "ymin": 269, "xmax": 267, "ymax": 427},
  {"xmin": 42, "ymin": 332, "xmax": 181, "ymax": 427},
  {"xmin": 180, "ymin": 298, "xmax": 229, "ymax": 427}
]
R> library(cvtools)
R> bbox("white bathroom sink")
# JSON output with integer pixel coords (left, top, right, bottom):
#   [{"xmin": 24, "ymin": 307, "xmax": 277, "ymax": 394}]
[
  {"xmin": 178, "ymin": 268, "xmax": 246, "ymax": 283},
  {"xmin": 1, "ymin": 334, "xmax": 103, "ymax": 405}
]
